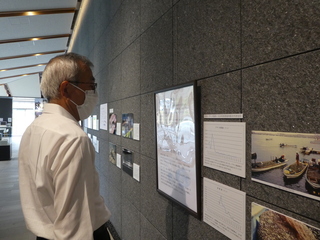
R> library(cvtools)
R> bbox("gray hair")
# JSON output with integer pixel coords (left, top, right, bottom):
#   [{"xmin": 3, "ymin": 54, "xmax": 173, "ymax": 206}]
[{"xmin": 40, "ymin": 53, "xmax": 93, "ymax": 100}]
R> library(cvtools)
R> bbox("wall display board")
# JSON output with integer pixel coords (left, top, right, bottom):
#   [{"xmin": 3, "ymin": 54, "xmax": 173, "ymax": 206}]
[
  {"xmin": 100, "ymin": 103, "xmax": 108, "ymax": 130},
  {"xmin": 252, "ymin": 130, "xmax": 320, "ymax": 200},
  {"xmin": 122, "ymin": 113, "xmax": 134, "ymax": 138},
  {"xmin": 203, "ymin": 178, "xmax": 246, "ymax": 240},
  {"xmin": 109, "ymin": 142, "xmax": 117, "ymax": 165},
  {"xmin": 155, "ymin": 83, "xmax": 200, "ymax": 218},
  {"xmin": 203, "ymin": 122, "xmax": 246, "ymax": 178},
  {"xmin": 251, "ymin": 203, "xmax": 320, "ymax": 240}
]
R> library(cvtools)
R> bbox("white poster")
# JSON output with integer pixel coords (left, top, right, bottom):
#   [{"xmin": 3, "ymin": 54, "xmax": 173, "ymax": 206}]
[
  {"xmin": 116, "ymin": 123, "xmax": 121, "ymax": 136},
  {"xmin": 92, "ymin": 115, "xmax": 97, "ymax": 130},
  {"xmin": 133, "ymin": 123, "xmax": 140, "ymax": 141},
  {"xmin": 203, "ymin": 178, "xmax": 246, "ymax": 240},
  {"xmin": 203, "ymin": 122, "xmax": 246, "ymax": 178},
  {"xmin": 99, "ymin": 103, "xmax": 108, "ymax": 130},
  {"xmin": 155, "ymin": 84, "xmax": 199, "ymax": 216},
  {"xmin": 88, "ymin": 116, "xmax": 93, "ymax": 129},
  {"xmin": 92, "ymin": 135, "xmax": 98, "ymax": 152}
]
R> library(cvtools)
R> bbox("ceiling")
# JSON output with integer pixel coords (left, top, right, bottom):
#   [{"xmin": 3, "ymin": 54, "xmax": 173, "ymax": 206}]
[{"xmin": 0, "ymin": 0, "xmax": 81, "ymax": 98}]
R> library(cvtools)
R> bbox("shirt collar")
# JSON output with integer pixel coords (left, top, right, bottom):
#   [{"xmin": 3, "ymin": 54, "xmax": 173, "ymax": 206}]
[{"xmin": 42, "ymin": 103, "xmax": 78, "ymax": 123}]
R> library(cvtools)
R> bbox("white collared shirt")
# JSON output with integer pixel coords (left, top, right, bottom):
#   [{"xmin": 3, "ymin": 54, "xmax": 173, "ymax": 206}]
[{"xmin": 19, "ymin": 103, "xmax": 111, "ymax": 240}]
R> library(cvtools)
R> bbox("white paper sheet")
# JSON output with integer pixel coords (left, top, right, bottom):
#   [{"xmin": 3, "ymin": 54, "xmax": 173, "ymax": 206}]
[
  {"xmin": 92, "ymin": 135, "xmax": 99, "ymax": 152},
  {"xmin": 203, "ymin": 122, "xmax": 246, "ymax": 177},
  {"xmin": 88, "ymin": 116, "xmax": 93, "ymax": 129},
  {"xmin": 99, "ymin": 103, "xmax": 108, "ymax": 130},
  {"xmin": 92, "ymin": 115, "xmax": 97, "ymax": 130},
  {"xmin": 204, "ymin": 114, "xmax": 243, "ymax": 119},
  {"xmin": 83, "ymin": 118, "xmax": 88, "ymax": 128},
  {"xmin": 203, "ymin": 178, "xmax": 246, "ymax": 240},
  {"xmin": 116, "ymin": 123, "xmax": 121, "ymax": 136},
  {"xmin": 116, "ymin": 153, "xmax": 121, "ymax": 168},
  {"xmin": 133, "ymin": 163, "xmax": 140, "ymax": 182},
  {"xmin": 133, "ymin": 123, "xmax": 140, "ymax": 141},
  {"xmin": 96, "ymin": 140, "xmax": 99, "ymax": 153}
]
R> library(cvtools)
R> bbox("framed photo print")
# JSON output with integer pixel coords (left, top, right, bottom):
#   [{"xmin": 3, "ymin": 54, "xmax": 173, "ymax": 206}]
[
  {"xmin": 155, "ymin": 83, "xmax": 200, "ymax": 218},
  {"xmin": 109, "ymin": 113, "xmax": 117, "ymax": 134},
  {"xmin": 109, "ymin": 142, "xmax": 116, "ymax": 165},
  {"xmin": 122, "ymin": 113, "xmax": 134, "ymax": 139},
  {"xmin": 122, "ymin": 148, "xmax": 133, "ymax": 177}
]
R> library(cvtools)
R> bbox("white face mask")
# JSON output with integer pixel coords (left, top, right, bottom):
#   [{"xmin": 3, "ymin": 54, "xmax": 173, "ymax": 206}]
[{"xmin": 69, "ymin": 83, "xmax": 98, "ymax": 120}]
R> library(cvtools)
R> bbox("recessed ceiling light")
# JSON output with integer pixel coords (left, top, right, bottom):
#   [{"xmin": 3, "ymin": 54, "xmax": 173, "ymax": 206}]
[{"xmin": 26, "ymin": 11, "xmax": 36, "ymax": 16}]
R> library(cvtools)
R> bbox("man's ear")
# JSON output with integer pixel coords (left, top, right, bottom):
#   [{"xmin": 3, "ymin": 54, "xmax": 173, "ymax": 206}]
[{"xmin": 59, "ymin": 81, "xmax": 70, "ymax": 98}]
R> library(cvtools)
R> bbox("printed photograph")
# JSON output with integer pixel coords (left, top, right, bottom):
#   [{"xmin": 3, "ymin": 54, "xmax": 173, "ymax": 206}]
[
  {"xmin": 109, "ymin": 113, "xmax": 117, "ymax": 134},
  {"xmin": 252, "ymin": 131, "xmax": 320, "ymax": 200},
  {"xmin": 109, "ymin": 142, "xmax": 116, "ymax": 165},
  {"xmin": 122, "ymin": 148, "xmax": 133, "ymax": 176},
  {"xmin": 35, "ymin": 98, "xmax": 46, "ymax": 118},
  {"xmin": 122, "ymin": 113, "xmax": 134, "ymax": 139},
  {"xmin": 251, "ymin": 203, "xmax": 320, "ymax": 240}
]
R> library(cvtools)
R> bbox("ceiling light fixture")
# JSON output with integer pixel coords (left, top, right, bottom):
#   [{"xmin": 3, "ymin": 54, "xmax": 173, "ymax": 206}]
[
  {"xmin": 0, "ymin": 72, "xmax": 42, "ymax": 80},
  {"xmin": 26, "ymin": 11, "xmax": 36, "ymax": 16},
  {"xmin": 0, "ymin": 63, "xmax": 47, "ymax": 72},
  {"xmin": 0, "ymin": 50, "xmax": 65, "ymax": 61},
  {"xmin": 0, "ymin": 8, "xmax": 75, "ymax": 18},
  {"xmin": 0, "ymin": 34, "xmax": 71, "ymax": 44}
]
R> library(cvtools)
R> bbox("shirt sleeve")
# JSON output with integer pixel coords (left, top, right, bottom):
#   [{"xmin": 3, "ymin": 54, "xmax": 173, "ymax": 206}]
[{"xmin": 51, "ymin": 136, "xmax": 96, "ymax": 240}]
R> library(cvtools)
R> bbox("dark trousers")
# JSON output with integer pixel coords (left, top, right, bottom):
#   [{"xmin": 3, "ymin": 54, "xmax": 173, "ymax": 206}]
[{"xmin": 36, "ymin": 223, "xmax": 111, "ymax": 240}]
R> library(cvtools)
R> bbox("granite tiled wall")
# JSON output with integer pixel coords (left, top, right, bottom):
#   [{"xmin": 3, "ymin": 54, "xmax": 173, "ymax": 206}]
[
  {"xmin": 71, "ymin": 0, "xmax": 320, "ymax": 239},
  {"xmin": 242, "ymin": 0, "xmax": 320, "ymax": 66}
]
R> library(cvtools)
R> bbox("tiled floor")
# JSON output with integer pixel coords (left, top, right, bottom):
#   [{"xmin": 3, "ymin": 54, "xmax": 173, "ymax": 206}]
[{"xmin": 0, "ymin": 137, "xmax": 35, "ymax": 240}]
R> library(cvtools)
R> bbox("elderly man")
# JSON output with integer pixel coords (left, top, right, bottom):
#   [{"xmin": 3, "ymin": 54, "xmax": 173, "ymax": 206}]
[{"xmin": 19, "ymin": 53, "xmax": 111, "ymax": 240}]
